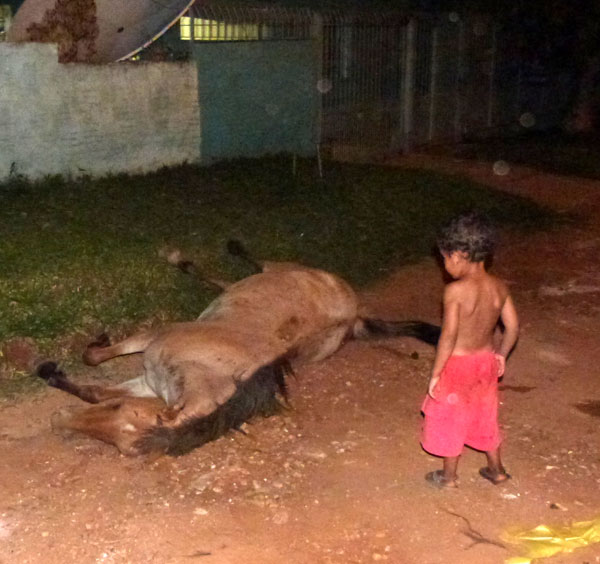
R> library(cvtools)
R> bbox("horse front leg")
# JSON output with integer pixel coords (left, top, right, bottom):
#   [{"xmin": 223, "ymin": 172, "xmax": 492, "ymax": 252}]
[
  {"xmin": 50, "ymin": 397, "xmax": 169, "ymax": 456},
  {"xmin": 36, "ymin": 361, "xmax": 155, "ymax": 404},
  {"xmin": 82, "ymin": 331, "xmax": 156, "ymax": 366}
]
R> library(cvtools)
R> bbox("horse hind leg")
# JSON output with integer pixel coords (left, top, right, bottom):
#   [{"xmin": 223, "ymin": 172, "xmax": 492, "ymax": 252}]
[
  {"xmin": 227, "ymin": 239, "xmax": 304, "ymax": 273},
  {"xmin": 159, "ymin": 246, "xmax": 231, "ymax": 291},
  {"xmin": 226, "ymin": 239, "xmax": 263, "ymax": 273}
]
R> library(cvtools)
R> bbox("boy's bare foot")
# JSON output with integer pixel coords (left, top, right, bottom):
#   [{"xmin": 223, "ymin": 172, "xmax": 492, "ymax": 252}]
[
  {"xmin": 425, "ymin": 470, "xmax": 458, "ymax": 489},
  {"xmin": 479, "ymin": 466, "xmax": 511, "ymax": 485}
]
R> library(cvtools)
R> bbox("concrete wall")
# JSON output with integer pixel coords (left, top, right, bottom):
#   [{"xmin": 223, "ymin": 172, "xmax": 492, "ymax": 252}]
[
  {"xmin": 0, "ymin": 43, "xmax": 201, "ymax": 181},
  {"xmin": 194, "ymin": 40, "xmax": 317, "ymax": 163}
]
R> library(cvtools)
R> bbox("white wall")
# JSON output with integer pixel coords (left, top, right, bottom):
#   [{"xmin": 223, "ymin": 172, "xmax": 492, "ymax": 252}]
[{"xmin": 0, "ymin": 43, "xmax": 201, "ymax": 181}]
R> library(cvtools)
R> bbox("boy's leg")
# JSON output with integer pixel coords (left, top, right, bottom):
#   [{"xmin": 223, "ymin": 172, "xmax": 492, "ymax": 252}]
[
  {"xmin": 426, "ymin": 456, "xmax": 459, "ymax": 488},
  {"xmin": 486, "ymin": 448, "xmax": 505, "ymax": 473},
  {"xmin": 443, "ymin": 456, "xmax": 459, "ymax": 481},
  {"xmin": 479, "ymin": 448, "xmax": 511, "ymax": 484}
]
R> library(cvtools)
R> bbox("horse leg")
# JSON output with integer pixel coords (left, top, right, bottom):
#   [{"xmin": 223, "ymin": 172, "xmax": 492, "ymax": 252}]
[
  {"xmin": 82, "ymin": 330, "xmax": 157, "ymax": 366},
  {"xmin": 159, "ymin": 246, "xmax": 232, "ymax": 291},
  {"xmin": 226, "ymin": 239, "xmax": 304, "ymax": 273},
  {"xmin": 36, "ymin": 361, "xmax": 156, "ymax": 404}
]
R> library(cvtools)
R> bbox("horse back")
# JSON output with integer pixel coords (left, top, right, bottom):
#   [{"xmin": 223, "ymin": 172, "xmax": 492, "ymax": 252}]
[{"xmin": 200, "ymin": 268, "xmax": 357, "ymax": 328}]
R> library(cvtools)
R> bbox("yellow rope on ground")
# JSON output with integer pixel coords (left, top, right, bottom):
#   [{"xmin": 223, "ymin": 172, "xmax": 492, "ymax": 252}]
[{"xmin": 503, "ymin": 516, "xmax": 600, "ymax": 563}]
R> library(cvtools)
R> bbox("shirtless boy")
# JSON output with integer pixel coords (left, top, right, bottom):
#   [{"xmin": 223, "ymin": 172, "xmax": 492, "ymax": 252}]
[{"xmin": 421, "ymin": 211, "xmax": 519, "ymax": 488}]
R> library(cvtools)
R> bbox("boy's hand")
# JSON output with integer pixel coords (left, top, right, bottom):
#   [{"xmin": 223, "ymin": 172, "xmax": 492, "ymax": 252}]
[
  {"xmin": 428, "ymin": 375, "xmax": 440, "ymax": 399},
  {"xmin": 495, "ymin": 353, "xmax": 506, "ymax": 378}
]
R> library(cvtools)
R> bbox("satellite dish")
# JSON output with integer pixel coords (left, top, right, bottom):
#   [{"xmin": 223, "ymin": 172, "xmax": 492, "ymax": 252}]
[{"xmin": 7, "ymin": 0, "xmax": 195, "ymax": 62}]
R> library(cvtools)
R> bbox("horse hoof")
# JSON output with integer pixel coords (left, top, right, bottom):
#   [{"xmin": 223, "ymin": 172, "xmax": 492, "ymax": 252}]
[
  {"xmin": 82, "ymin": 334, "xmax": 111, "ymax": 366},
  {"xmin": 82, "ymin": 346, "xmax": 105, "ymax": 366},
  {"xmin": 89, "ymin": 333, "xmax": 111, "ymax": 348},
  {"xmin": 36, "ymin": 361, "xmax": 64, "ymax": 386}
]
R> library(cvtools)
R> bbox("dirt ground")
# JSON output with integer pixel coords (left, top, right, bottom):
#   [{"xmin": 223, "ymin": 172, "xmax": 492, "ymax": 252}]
[{"xmin": 1, "ymin": 156, "xmax": 600, "ymax": 564}]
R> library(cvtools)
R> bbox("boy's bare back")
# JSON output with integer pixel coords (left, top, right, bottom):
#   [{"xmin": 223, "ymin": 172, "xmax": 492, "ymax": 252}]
[{"xmin": 446, "ymin": 270, "xmax": 513, "ymax": 355}]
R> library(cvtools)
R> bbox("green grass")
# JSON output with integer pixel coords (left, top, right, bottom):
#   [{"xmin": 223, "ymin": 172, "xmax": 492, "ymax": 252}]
[{"xmin": 0, "ymin": 156, "xmax": 559, "ymax": 393}]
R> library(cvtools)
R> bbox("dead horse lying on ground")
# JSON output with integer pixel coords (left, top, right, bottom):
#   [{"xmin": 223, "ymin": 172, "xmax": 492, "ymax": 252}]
[{"xmin": 36, "ymin": 243, "xmax": 440, "ymax": 457}]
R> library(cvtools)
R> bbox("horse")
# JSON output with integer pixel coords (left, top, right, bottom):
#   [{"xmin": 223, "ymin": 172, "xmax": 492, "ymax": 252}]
[{"xmin": 36, "ymin": 241, "xmax": 440, "ymax": 457}]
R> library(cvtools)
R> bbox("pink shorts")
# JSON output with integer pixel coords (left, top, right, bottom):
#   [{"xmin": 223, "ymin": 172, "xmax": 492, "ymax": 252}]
[{"xmin": 421, "ymin": 351, "xmax": 501, "ymax": 457}]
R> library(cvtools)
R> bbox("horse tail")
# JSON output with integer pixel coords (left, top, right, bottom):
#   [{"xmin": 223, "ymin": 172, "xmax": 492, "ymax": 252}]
[
  {"xmin": 226, "ymin": 239, "xmax": 263, "ymax": 273},
  {"xmin": 133, "ymin": 359, "xmax": 293, "ymax": 456},
  {"xmin": 353, "ymin": 318, "xmax": 440, "ymax": 346}
]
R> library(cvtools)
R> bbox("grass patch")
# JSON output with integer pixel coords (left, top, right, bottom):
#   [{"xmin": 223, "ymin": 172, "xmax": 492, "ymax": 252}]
[
  {"xmin": 0, "ymin": 371, "xmax": 45, "ymax": 399},
  {"xmin": 0, "ymin": 156, "xmax": 558, "ymax": 395}
]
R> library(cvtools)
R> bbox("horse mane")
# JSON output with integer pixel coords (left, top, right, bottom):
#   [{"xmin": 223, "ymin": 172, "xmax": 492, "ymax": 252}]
[{"xmin": 133, "ymin": 359, "xmax": 293, "ymax": 456}]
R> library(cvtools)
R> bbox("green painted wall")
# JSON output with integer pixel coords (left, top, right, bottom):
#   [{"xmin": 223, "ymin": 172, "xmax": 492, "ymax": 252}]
[{"xmin": 193, "ymin": 40, "xmax": 318, "ymax": 163}]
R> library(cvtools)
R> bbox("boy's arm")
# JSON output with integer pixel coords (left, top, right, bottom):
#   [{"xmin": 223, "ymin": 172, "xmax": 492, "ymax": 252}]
[
  {"xmin": 496, "ymin": 294, "xmax": 519, "ymax": 376},
  {"xmin": 428, "ymin": 285, "xmax": 460, "ymax": 398}
]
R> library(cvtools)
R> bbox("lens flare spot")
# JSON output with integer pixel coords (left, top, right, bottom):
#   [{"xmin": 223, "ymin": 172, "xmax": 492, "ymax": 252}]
[
  {"xmin": 493, "ymin": 160, "xmax": 511, "ymax": 176},
  {"xmin": 447, "ymin": 393, "xmax": 459, "ymax": 405},
  {"xmin": 317, "ymin": 78, "xmax": 333, "ymax": 94},
  {"xmin": 519, "ymin": 112, "xmax": 536, "ymax": 128}
]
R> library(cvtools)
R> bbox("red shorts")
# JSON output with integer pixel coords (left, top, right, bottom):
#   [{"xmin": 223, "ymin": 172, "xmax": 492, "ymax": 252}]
[{"xmin": 421, "ymin": 351, "xmax": 501, "ymax": 457}]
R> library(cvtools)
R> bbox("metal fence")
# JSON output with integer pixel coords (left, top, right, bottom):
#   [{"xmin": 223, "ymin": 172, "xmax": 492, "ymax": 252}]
[
  {"xmin": 319, "ymin": 12, "xmax": 504, "ymax": 154},
  {"xmin": 176, "ymin": 3, "xmax": 573, "ymax": 157},
  {"xmin": 188, "ymin": 3, "xmax": 312, "ymax": 41},
  {"xmin": 319, "ymin": 13, "xmax": 408, "ymax": 153}
]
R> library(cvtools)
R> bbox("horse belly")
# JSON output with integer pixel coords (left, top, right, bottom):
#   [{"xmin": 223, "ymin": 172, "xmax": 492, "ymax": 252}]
[{"xmin": 142, "ymin": 358, "xmax": 182, "ymax": 406}]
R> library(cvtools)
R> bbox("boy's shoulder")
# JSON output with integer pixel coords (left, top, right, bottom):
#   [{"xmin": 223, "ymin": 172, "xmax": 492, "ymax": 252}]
[
  {"xmin": 486, "ymin": 272, "xmax": 510, "ymax": 294},
  {"xmin": 443, "ymin": 278, "xmax": 468, "ymax": 301},
  {"xmin": 445, "ymin": 271, "xmax": 509, "ymax": 297}
]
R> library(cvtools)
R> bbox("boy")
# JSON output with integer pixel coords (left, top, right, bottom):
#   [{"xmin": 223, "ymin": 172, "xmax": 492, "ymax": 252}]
[{"xmin": 421, "ymin": 211, "xmax": 519, "ymax": 488}]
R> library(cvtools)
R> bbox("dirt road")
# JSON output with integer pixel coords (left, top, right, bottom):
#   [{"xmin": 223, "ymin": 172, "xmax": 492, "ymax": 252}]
[{"xmin": 1, "ymin": 156, "xmax": 599, "ymax": 564}]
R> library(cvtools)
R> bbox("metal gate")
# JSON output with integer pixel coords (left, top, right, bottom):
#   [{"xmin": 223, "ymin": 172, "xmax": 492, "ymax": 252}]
[
  {"xmin": 319, "ymin": 12, "xmax": 408, "ymax": 153},
  {"xmin": 318, "ymin": 12, "xmax": 498, "ymax": 155},
  {"xmin": 164, "ymin": 3, "xmax": 572, "ymax": 160}
]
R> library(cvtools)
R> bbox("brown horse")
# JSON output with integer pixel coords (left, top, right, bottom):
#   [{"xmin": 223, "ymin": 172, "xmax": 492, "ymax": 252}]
[{"xmin": 37, "ymin": 242, "xmax": 439, "ymax": 457}]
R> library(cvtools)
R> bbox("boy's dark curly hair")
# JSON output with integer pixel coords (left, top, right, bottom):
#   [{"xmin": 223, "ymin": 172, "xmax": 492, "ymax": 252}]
[{"xmin": 437, "ymin": 211, "xmax": 497, "ymax": 262}]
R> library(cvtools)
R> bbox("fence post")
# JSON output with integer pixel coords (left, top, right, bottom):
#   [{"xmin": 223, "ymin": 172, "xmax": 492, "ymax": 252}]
[
  {"xmin": 311, "ymin": 11, "xmax": 324, "ymax": 173},
  {"xmin": 453, "ymin": 17, "xmax": 466, "ymax": 142},
  {"xmin": 487, "ymin": 22, "xmax": 497, "ymax": 128},
  {"xmin": 428, "ymin": 25, "xmax": 439, "ymax": 142},
  {"xmin": 311, "ymin": 12, "xmax": 324, "ymax": 149},
  {"xmin": 401, "ymin": 17, "xmax": 416, "ymax": 153}
]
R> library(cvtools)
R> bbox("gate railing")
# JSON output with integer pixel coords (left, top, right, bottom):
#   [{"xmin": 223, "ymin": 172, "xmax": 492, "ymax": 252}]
[{"xmin": 188, "ymin": 3, "xmax": 311, "ymax": 41}]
